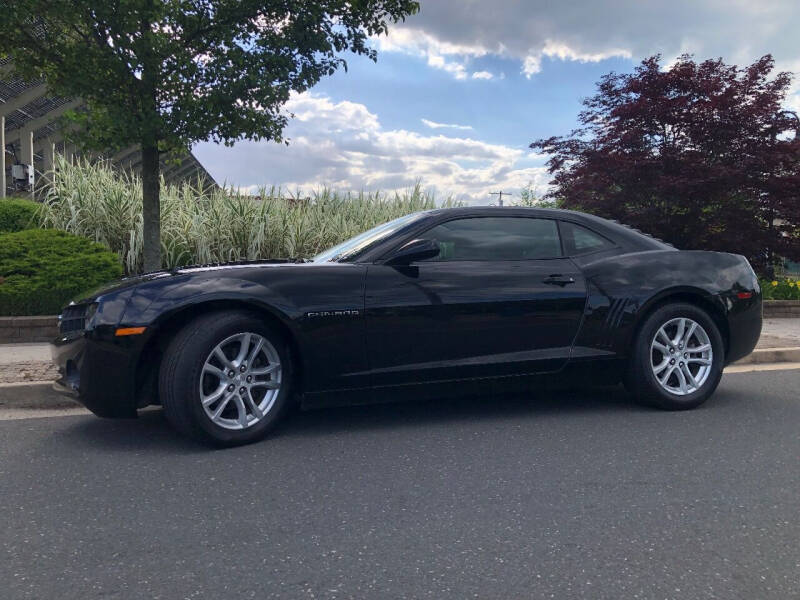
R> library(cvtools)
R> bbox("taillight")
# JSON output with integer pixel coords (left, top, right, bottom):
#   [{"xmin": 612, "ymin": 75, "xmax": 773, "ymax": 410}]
[{"xmin": 740, "ymin": 256, "xmax": 759, "ymax": 288}]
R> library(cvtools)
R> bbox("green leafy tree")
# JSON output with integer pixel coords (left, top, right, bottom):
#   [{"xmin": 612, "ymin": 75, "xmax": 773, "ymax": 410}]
[
  {"xmin": 0, "ymin": 0, "xmax": 419, "ymax": 271},
  {"xmin": 514, "ymin": 183, "xmax": 560, "ymax": 209}
]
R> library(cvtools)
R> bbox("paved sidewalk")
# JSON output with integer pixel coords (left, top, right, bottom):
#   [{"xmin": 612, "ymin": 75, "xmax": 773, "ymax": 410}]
[
  {"xmin": 0, "ymin": 343, "xmax": 57, "ymax": 383},
  {"xmin": 759, "ymin": 317, "xmax": 800, "ymax": 348},
  {"xmin": 1, "ymin": 318, "xmax": 799, "ymax": 384},
  {"xmin": 0, "ymin": 343, "xmax": 51, "ymax": 365}
]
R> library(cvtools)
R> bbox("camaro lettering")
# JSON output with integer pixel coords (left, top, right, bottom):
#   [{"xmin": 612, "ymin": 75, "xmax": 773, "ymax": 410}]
[{"xmin": 306, "ymin": 310, "xmax": 360, "ymax": 318}]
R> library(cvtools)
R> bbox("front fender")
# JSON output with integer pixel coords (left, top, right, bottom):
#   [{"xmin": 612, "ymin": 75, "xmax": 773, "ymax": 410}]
[
  {"xmin": 117, "ymin": 264, "xmax": 370, "ymax": 394},
  {"xmin": 119, "ymin": 275, "xmax": 302, "ymax": 372},
  {"xmin": 127, "ymin": 276, "xmax": 298, "ymax": 327}
]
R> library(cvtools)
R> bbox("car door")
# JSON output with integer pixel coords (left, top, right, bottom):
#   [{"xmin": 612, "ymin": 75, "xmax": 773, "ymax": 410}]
[{"xmin": 363, "ymin": 216, "xmax": 588, "ymax": 387}]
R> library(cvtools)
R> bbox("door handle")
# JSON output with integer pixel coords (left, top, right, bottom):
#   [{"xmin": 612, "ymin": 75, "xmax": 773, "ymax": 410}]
[{"xmin": 543, "ymin": 274, "xmax": 576, "ymax": 286}]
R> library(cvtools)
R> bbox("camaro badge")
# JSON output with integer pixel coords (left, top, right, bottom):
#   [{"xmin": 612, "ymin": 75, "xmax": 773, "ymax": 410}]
[{"xmin": 305, "ymin": 309, "xmax": 360, "ymax": 318}]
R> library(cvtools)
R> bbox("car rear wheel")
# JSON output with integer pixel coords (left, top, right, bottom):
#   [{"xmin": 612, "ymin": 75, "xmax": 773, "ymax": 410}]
[
  {"xmin": 626, "ymin": 303, "xmax": 724, "ymax": 410},
  {"xmin": 159, "ymin": 311, "xmax": 292, "ymax": 446}
]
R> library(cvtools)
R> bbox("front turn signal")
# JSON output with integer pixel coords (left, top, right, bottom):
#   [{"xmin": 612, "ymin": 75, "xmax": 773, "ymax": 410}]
[{"xmin": 115, "ymin": 327, "xmax": 147, "ymax": 336}]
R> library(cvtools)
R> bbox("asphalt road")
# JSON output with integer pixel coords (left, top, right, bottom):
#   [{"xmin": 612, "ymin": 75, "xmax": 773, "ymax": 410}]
[{"xmin": 2, "ymin": 369, "xmax": 800, "ymax": 600}]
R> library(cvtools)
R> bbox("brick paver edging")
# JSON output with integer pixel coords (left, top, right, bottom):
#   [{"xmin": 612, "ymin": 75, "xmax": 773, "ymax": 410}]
[
  {"xmin": 0, "ymin": 316, "xmax": 59, "ymax": 344},
  {"xmin": 764, "ymin": 300, "xmax": 800, "ymax": 318}
]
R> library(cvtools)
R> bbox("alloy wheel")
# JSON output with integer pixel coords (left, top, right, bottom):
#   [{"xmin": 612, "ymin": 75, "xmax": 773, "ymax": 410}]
[
  {"xmin": 650, "ymin": 317, "xmax": 713, "ymax": 396},
  {"xmin": 198, "ymin": 332, "xmax": 282, "ymax": 430}
]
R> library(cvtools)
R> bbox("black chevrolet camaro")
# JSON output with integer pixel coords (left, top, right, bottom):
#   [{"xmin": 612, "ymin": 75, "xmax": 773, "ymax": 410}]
[{"xmin": 52, "ymin": 207, "xmax": 762, "ymax": 446}]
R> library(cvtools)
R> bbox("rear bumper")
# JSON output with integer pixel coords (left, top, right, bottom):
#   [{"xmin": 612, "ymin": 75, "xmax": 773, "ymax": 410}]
[
  {"xmin": 51, "ymin": 332, "xmax": 138, "ymax": 418},
  {"xmin": 725, "ymin": 296, "xmax": 763, "ymax": 365}
]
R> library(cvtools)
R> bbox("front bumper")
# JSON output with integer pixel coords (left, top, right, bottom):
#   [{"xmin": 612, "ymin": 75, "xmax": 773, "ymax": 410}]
[{"xmin": 51, "ymin": 332, "xmax": 139, "ymax": 418}]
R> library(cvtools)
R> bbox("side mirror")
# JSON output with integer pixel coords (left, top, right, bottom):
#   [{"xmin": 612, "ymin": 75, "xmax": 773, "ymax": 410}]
[{"xmin": 384, "ymin": 239, "xmax": 440, "ymax": 266}]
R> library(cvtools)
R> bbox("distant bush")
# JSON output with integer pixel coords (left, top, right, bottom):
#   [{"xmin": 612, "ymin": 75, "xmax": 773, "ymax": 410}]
[
  {"xmin": 0, "ymin": 229, "xmax": 123, "ymax": 316},
  {"xmin": 0, "ymin": 197, "xmax": 40, "ymax": 233},
  {"xmin": 761, "ymin": 277, "xmax": 800, "ymax": 300}
]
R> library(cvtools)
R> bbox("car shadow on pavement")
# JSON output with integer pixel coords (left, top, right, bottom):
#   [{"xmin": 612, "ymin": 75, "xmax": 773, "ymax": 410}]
[
  {"xmin": 274, "ymin": 384, "xmax": 651, "ymax": 441},
  {"xmin": 56, "ymin": 383, "xmax": 654, "ymax": 452}
]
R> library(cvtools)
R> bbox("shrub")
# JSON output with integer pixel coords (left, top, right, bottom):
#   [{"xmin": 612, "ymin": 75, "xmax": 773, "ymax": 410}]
[
  {"xmin": 0, "ymin": 229, "xmax": 123, "ymax": 316},
  {"xmin": 760, "ymin": 277, "xmax": 800, "ymax": 300},
  {"xmin": 39, "ymin": 156, "xmax": 454, "ymax": 274},
  {"xmin": 0, "ymin": 197, "xmax": 40, "ymax": 233}
]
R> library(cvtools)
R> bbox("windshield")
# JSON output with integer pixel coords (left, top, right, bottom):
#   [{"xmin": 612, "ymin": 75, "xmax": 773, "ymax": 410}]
[{"xmin": 312, "ymin": 212, "xmax": 426, "ymax": 263}]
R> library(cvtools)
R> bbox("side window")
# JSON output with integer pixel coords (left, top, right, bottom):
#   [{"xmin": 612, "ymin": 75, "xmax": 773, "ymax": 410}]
[
  {"xmin": 423, "ymin": 217, "xmax": 562, "ymax": 261},
  {"xmin": 560, "ymin": 221, "xmax": 615, "ymax": 256}
]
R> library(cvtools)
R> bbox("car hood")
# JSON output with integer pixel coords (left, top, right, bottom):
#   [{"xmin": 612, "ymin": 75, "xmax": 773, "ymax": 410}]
[{"xmin": 76, "ymin": 259, "xmax": 307, "ymax": 303}]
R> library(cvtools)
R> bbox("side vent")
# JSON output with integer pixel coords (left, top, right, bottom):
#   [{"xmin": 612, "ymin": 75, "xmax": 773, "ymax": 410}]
[{"xmin": 602, "ymin": 297, "xmax": 631, "ymax": 348}]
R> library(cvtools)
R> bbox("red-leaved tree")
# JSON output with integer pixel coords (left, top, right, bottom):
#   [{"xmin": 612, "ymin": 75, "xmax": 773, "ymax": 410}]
[{"xmin": 531, "ymin": 54, "xmax": 800, "ymax": 275}]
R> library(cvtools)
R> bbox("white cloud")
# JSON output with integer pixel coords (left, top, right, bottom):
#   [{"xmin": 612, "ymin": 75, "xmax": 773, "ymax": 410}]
[
  {"xmin": 375, "ymin": 27, "xmax": 489, "ymax": 61},
  {"xmin": 426, "ymin": 53, "xmax": 468, "ymax": 80},
  {"xmin": 541, "ymin": 41, "xmax": 632, "ymax": 64},
  {"xmin": 194, "ymin": 93, "xmax": 548, "ymax": 203},
  {"xmin": 786, "ymin": 92, "xmax": 800, "ymax": 116},
  {"xmin": 520, "ymin": 42, "xmax": 632, "ymax": 78},
  {"xmin": 421, "ymin": 118, "xmax": 473, "ymax": 131},
  {"xmin": 374, "ymin": 27, "xmax": 488, "ymax": 80},
  {"xmin": 471, "ymin": 70, "xmax": 494, "ymax": 80},
  {"xmin": 522, "ymin": 55, "xmax": 542, "ymax": 77}
]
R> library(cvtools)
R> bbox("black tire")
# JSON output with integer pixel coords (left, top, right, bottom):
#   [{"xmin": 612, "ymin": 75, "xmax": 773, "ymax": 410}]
[
  {"xmin": 625, "ymin": 302, "xmax": 724, "ymax": 410},
  {"xmin": 159, "ymin": 311, "xmax": 293, "ymax": 446}
]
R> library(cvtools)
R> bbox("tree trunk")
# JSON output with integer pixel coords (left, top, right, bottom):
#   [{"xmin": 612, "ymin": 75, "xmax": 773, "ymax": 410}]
[{"xmin": 141, "ymin": 143, "xmax": 161, "ymax": 273}]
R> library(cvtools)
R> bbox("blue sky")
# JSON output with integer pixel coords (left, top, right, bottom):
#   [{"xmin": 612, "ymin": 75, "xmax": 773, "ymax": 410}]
[
  {"xmin": 194, "ymin": 0, "xmax": 800, "ymax": 203},
  {"xmin": 311, "ymin": 51, "xmax": 631, "ymax": 148}
]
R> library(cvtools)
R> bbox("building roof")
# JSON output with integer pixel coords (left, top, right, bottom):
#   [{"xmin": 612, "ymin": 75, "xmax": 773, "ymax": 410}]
[{"xmin": 1, "ymin": 57, "xmax": 216, "ymax": 193}]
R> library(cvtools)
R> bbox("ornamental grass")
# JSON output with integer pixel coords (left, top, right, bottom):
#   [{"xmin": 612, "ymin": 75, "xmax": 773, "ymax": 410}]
[{"xmin": 39, "ymin": 156, "xmax": 452, "ymax": 274}]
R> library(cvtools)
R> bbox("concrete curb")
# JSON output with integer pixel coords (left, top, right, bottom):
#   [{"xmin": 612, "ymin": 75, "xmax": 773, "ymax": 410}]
[{"xmin": 733, "ymin": 347, "xmax": 800, "ymax": 365}]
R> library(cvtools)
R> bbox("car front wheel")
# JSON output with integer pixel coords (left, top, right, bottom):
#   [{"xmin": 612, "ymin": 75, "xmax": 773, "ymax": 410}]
[
  {"xmin": 159, "ymin": 311, "xmax": 292, "ymax": 446},
  {"xmin": 626, "ymin": 302, "xmax": 724, "ymax": 410}
]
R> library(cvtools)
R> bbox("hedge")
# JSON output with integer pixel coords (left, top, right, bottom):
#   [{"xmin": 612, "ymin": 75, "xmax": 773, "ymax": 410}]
[
  {"xmin": 0, "ymin": 229, "xmax": 123, "ymax": 316},
  {"xmin": 0, "ymin": 197, "xmax": 40, "ymax": 233}
]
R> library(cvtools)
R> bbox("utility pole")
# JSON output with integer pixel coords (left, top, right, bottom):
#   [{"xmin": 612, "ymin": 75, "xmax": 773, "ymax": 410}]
[{"xmin": 490, "ymin": 191, "xmax": 512, "ymax": 206}]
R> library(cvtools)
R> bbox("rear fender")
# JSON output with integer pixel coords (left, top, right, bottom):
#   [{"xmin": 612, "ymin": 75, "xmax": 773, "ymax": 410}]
[{"xmin": 572, "ymin": 250, "xmax": 753, "ymax": 359}]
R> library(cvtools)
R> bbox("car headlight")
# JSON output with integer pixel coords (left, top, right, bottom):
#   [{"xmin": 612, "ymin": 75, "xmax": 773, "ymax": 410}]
[{"xmin": 84, "ymin": 302, "xmax": 100, "ymax": 330}]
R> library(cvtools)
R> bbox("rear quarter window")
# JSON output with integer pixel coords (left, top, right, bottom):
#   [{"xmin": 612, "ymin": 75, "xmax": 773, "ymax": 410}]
[{"xmin": 560, "ymin": 221, "xmax": 616, "ymax": 256}]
